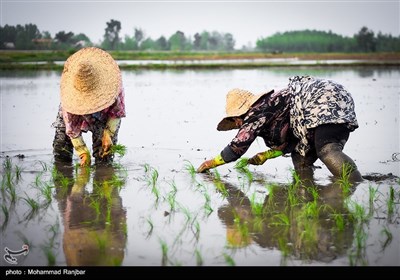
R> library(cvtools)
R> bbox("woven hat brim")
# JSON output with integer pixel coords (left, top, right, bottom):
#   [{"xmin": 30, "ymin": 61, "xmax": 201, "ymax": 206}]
[
  {"xmin": 217, "ymin": 117, "xmax": 241, "ymax": 131},
  {"xmin": 217, "ymin": 90, "xmax": 273, "ymax": 131},
  {"xmin": 60, "ymin": 47, "xmax": 121, "ymax": 115}
]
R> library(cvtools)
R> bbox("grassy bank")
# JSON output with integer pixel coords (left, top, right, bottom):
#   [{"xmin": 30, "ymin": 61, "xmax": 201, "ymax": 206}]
[{"xmin": 1, "ymin": 50, "xmax": 399, "ymax": 70}]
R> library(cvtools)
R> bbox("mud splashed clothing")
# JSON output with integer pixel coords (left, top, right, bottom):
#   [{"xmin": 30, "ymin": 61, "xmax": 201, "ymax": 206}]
[
  {"xmin": 221, "ymin": 89, "xmax": 294, "ymax": 163},
  {"xmin": 288, "ymin": 76, "xmax": 358, "ymax": 156}
]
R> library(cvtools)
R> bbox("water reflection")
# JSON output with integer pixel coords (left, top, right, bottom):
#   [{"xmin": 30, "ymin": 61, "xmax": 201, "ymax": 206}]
[
  {"xmin": 211, "ymin": 174, "xmax": 359, "ymax": 263},
  {"xmin": 53, "ymin": 162, "xmax": 127, "ymax": 266}
]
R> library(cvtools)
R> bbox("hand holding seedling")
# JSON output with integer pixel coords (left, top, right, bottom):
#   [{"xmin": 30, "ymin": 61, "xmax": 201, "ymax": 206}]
[{"xmin": 100, "ymin": 118, "xmax": 121, "ymax": 158}]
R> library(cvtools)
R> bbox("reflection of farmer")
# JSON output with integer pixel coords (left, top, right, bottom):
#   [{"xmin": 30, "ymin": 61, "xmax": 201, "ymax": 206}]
[
  {"xmin": 215, "ymin": 177, "xmax": 356, "ymax": 262},
  {"xmin": 197, "ymin": 76, "xmax": 362, "ymax": 181},
  {"xmin": 52, "ymin": 47, "xmax": 126, "ymax": 167},
  {"xmin": 54, "ymin": 163, "xmax": 127, "ymax": 266}
]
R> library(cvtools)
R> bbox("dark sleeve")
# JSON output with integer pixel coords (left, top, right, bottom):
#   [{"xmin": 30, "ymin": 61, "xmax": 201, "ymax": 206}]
[{"xmin": 220, "ymin": 117, "xmax": 267, "ymax": 163}]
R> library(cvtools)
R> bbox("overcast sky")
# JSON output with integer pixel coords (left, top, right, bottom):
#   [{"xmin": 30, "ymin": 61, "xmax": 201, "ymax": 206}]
[{"xmin": 1, "ymin": 0, "xmax": 399, "ymax": 48}]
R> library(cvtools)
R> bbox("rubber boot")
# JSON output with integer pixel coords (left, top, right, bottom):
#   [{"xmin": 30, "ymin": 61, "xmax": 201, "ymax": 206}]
[{"xmin": 317, "ymin": 142, "xmax": 363, "ymax": 182}]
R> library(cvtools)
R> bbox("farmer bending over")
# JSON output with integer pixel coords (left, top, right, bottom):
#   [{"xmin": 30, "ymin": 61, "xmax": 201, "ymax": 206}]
[
  {"xmin": 197, "ymin": 76, "xmax": 362, "ymax": 182},
  {"xmin": 52, "ymin": 47, "xmax": 126, "ymax": 166}
]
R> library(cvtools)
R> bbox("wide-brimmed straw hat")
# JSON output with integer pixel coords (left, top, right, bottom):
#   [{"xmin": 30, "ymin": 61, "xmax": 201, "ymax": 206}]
[
  {"xmin": 217, "ymin": 88, "xmax": 273, "ymax": 131},
  {"xmin": 60, "ymin": 47, "xmax": 121, "ymax": 115}
]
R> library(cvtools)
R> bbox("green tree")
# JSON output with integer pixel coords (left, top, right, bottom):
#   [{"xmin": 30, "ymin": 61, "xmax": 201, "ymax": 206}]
[
  {"xmin": 169, "ymin": 31, "xmax": 186, "ymax": 51},
  {"xmin": 155, "ymin": 36, "xmax": 169, "ymax": 50},
  {"xmin": 355, "ymin": 26, "xmax": 376, "ymax": 52},
  {"xmin": 103, "ymin": 19, "xmax": 121, "ymax": 50},
  {"xmin": 134, "ymin": 28, "xmax": 144, "ymax": 48}
]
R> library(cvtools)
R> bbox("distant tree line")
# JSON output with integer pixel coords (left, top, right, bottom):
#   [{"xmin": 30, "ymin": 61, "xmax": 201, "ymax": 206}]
[
  {"xmin": 0, "ymin": 20, "xmax": 236, "ymax": 51},
  {"xmin": 1, "ymin": 20, "xmax": 399, "ymax": 52},
  {"xmin": 256, "ymin": 27, "xmax": 400, "ymax": 52}
]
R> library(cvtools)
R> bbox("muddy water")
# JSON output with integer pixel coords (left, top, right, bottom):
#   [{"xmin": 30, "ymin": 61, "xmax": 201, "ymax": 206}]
[{"xmin": 0, "ymin": 67, "xmax": 399, "ymax": 266}]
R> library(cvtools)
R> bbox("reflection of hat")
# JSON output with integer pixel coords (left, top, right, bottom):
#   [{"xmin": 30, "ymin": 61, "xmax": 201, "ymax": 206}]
[
  {"xmin": 217, "ymin": 88, "xmax": 273, "ymax": 131},
  {"xmin": 226, "ymin": 226, "xmax": 252, "ymax": 248},
  {"xmin": 60, "ymin": 47, "xmax": 121, "ymax": 115}
]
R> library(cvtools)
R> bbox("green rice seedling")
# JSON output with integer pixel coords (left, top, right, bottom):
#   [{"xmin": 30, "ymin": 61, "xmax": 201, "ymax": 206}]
[
  {"xmin": 349, "ymin": 225, "xmax": 368, "ymax": 266},
  {"xmin": 21, "ymin": 194, "xmax": 40, "ymax": 220},
  {"xmin": 94, "ymin": 232, "xmax": 108, "ymax": 254},
  {"xmin": 1, "ymin": 204, "xmax": 9, "ymax": 230},
  {"xmin": 203, "ymin": 192, "xmax": 213, "ymax": 216},
  {"xmin": 278, "ymin": 237, "xmax": 291, "ymax": 266},
  {"xmin": 34, "ymin": 173, "xmax": 43, "ymax": 188},
  {"xmin": 387, "ymin": 186, "xmax": 395, "ymax": 218},
  {"xmin": 213, "ymin": 168, "xmax": 221, "ymax": 181},
  {"xmin": 2, "ymin": 168, "xmax": 14, "ymax": 191},
  {"xmin": 40, "ymin": 182, "xmax": 54, "ymax": 206},
  {"xmin": 3, "ymin": 157, "xmax": 12, "ymax": 171},
  {"xmin": 109, "ymin": 144, "xmax": 127, "ymax": 158},
  {"xmin": 291, "ymin": 169, "xmax": 301, "ymax": 186},
  {"xmin": 264, "ymin": 183, "xmax": 278, "ymax": 212},
  {"xmin": 89, "ymin": 197, "xmax": 101, "ymax": 219},
  {"xmin": 191, "ymin": 219, "xmax": 201, "ymax": 241},
  {"xmin": 351, "ymin": 202, "xmax": 369, "ymax": 224},
  {"xmin": 252, "ymin": 216, "xmax": 264, "ymax": 232},
  {"xmin": 160, "ymin": 239, "xmax": 169, "ymax": 266},
  {"xmin": 223, "ymin": 253, "xmax": 235, "ymax": 266},
  {"xmin": 41, "ymin": 246, "xmax": 56, "ymax": 266},
  {"xmin": 270, "ymin": 213, "xmax": 290, "ymax": 227},
  {"xmin": 380, "ymin": 226, "xmax": 393, "ymax": 251},
  {"xmin": 150, "ymin": 169, "xmax": 160, "ymax": 201},
  {"xmin": 214, "ymin": 180, "xmax": 228, "ymax": 198},
  {"xmin": 195, "ymin": 249, "xmax": 203, "ymax": 266},
  {"xmin": 303, "ymin": 200, "xmax": 320, "ymax": 219},
  {"xmin": 287, "ymin": 183, "xmax": 299, "ymax": 208},
  {"xmin": 331, "ymin": 212, "xmax": 345, "ymax": 231},
  {"xmin": 338, "ymin": 163, "xmax": 353, "ymax": 195},
  {"xmin": 41, "ymin": 222, "xmax": 60, "ymax": 266},
  {"xmin": 250, "ymin": 193, "xmax": 264, "ymax": 217},
  {"xmin": 166, "ymin": 191, "xmax": 177, "ymax": 212},
  {"xmin": 14, "ymin": 165, "xmax": 22, "ymax": 182},
  {"xmin": 168, "ymin": 180, "xmax": 178, "ymax": 194},
  {"xmin": 184, "ymin": 160, "xmax": 196, "ymax": 180},
  {"xmin": 297, "ymin": 219, "xmax": 319, "ymax": 259},
  {"xmin": 179, "ymin": 204, "xmax": 192, "ymax": 223},
  {"xmin": 3, "ymin": 177, "xmax": 17, "ymax": 204},
  {"xmin": 143, "ymin": 163, "xmax": 150, "ymax": 173},
  {"xmin": 368, "ymin": 185, "xmax": 378, "ymax": 217},
  {"xmin": 232, "ymin": 211, "xmax": 250, "ymax": 245},
  {"xmin": 236, "ymin": 165, "xmax": 253, "ymax": 185},
  {"xmin": 146, "ymin": 217, "xmax": 154, "ymax": 238},
  {"xmin": 109, "ymin": 174, "xmax": 125, "ymax": 192},
  {"xmin": 234, "ymin": 157, "xmax": 249, "ymax": 169},
  {"xmin": 37, "ymin": 160, "xmax": 48, "ymax": 172}
]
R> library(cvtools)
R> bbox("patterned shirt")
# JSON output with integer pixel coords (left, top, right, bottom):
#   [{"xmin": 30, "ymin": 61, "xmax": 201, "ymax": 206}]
[
  {"xmin": 221, "ymin": 76, "xmax": 359, "ymax": 161},
  {"xmin": 221, "ymin": 88, "xmax": 293, "ymax": 163},
  {"xmin": 288, "ymin": 76, "xmax": 358, "ymax": 156},
  {"xmin": 60, "ymin": 87, "xmax": 126, "ymax": 139}
]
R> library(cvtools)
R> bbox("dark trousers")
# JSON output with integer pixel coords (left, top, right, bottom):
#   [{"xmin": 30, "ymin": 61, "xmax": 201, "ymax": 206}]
[{"xmin": 291, "ymin": 124, "xmax": 362, "ymax": 181}]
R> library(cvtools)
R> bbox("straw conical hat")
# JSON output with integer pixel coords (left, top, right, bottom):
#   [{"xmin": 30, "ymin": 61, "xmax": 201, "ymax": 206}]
[
  {"xmin": 217, "ymin": 88, "xmax": 273, "ymax": 131},
  {"xmin": 60, "ymin": 47, "xmax": 121, "ymax": 115}
]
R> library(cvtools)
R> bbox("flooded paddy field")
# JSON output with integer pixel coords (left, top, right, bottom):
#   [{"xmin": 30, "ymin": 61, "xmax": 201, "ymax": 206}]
[{"xmin": 1, "ymin": 66, "xmax": 399, "ymax": 266}]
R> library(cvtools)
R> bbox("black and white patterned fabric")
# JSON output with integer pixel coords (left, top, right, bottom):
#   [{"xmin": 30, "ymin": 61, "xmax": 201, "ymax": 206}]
[{"xmin": 288, "ymin": 76, "xmax": 358, "ymax": 156}]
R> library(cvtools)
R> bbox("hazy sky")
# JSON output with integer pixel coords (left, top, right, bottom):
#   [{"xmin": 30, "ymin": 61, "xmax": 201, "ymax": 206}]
[{"xmin": 1, "ymin": 0, "xmax": 399, "ymax": 48}]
